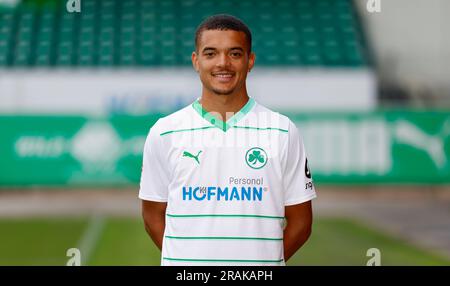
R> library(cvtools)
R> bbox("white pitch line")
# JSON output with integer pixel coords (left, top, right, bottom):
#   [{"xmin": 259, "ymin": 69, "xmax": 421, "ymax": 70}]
[{"xmin": 76, "ymin": 215, "xmax": 105, "ymax": 266}]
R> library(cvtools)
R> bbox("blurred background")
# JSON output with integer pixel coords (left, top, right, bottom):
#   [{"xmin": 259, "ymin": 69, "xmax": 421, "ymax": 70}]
[{"xmin": 0, "ymin": 0, "xmax": 449, "ymax": 265}]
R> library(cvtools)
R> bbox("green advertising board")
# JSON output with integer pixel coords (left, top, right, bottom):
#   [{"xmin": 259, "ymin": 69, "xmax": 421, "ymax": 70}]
[
  {"xmin": 289, "ymin": 110, "xmax": 450, "ymax": 184},
  {"xmin": 0, "ymin": 115, "xmax": 161, "ymax": 186},
  {"xmin": 0, "ymin": 111, "xmax": 449, "ymax": 186}
]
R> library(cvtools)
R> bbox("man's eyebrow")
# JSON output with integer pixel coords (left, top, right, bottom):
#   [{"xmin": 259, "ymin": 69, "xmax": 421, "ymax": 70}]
[
  {"xmin": 202, "ymin": 47, "xmax": 216, "ymax": 53},
  {"xmin": 201, "ymin": 47, "xmax": 245, "ymax": 53}
]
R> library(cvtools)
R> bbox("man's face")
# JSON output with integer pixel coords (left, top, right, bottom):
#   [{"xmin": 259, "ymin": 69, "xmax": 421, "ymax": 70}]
[{"xmin": 192, "ymin": 29, "xmax": 255, "ymax": 96}]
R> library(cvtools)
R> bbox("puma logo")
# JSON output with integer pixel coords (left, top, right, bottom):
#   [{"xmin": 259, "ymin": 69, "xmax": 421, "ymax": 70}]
[
  {"xmin": 394, "ymin": 119, "xmax": 450, "ymax": 169},
  {"xmin": 183, "ymin": 150, "xmax": 202, "ymax": 164}
]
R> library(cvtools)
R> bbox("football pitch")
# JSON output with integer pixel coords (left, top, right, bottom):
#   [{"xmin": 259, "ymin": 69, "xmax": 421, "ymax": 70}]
[{"xmin": 0, "ymin": 216, "xmax": 448, "ymax": 266}]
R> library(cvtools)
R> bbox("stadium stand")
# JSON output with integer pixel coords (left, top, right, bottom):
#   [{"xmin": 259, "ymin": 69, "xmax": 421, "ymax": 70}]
[{"xmin": 0, "ymin": 0, "xmax": 369, "ymax": 67}]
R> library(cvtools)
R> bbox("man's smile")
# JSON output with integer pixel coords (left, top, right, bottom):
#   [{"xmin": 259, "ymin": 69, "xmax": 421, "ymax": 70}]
[{"xmin": 212, "ymin": 72, "xmax": 235, "ymax": 83}]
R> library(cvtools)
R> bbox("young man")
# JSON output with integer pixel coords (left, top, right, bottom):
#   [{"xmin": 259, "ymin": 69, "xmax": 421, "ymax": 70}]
[{"xmin": 139, "ymin": 14, "xmax": 316, "ymax": 266}]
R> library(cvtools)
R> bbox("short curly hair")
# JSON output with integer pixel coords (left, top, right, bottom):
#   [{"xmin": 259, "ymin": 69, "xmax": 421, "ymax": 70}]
[{"xmin": 195, "ymin": 14, "xmax": 252, "ymax": 54}]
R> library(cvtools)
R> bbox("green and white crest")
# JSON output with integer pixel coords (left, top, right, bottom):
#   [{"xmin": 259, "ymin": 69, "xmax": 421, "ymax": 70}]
[{"xmin": 245, "ymin": 147, "xmax": 268, "ymax": 169}]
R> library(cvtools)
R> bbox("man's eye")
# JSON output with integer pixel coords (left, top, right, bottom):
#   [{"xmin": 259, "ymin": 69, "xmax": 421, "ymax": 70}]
[
  {"xmin": 204, "ymin": 52, "xmax": 214, "ymax": 57},
  {"xmin": 231, "ymin": 52, "xmax": 242, "ymax": 57}
]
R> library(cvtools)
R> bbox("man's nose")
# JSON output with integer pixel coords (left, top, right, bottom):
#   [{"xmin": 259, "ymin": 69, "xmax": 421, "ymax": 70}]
[{"xmin": 216, "ymin": 53, "xmax": 230, "ymax": 68}]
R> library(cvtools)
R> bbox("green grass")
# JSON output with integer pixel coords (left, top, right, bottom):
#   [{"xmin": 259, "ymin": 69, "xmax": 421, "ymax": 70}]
[
  {"xmin": 289, "ymin": 218, "xmax": 450, "ymax": 266},
  {"xmin": 89, "ymin": 218, "xmax": 161, "ymax": 265},
  {"xmin": 0, "ymin": 217, "xmax": 448, "ymax": 266},
  {"xmin": 0, "ymin": 218, "xmax": 87, "ymax": 265}
]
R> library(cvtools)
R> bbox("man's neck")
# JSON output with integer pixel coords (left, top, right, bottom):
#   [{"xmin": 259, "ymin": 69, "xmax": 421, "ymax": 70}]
[{"xmin": 199, "ymin": 92, "xmax": 249, "ymax": 123}]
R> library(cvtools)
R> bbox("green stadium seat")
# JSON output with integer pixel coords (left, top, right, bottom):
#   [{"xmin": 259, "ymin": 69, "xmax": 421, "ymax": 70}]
[
  {"xmin": 56, "ymin": 41, "xmax": 73, "ymax": 66},
  {"xmin": 79, "ymin": 29, "xmax": 95, "ymax": 43},
  {"xmin": 140, "ymin": 44, "xmax": 157, "ymax": 65},
  {"xmin": 0, "ymin": 28, "xmax": 11, "ymax": 42},
  {"xmin": 0, "ymin": 41, "xmax": 9, "ymax": 65},
  {"xmin": 120, "ymin": 43, "xmax": 136, "ymax": 65},
  {"xmin": 121, "ymin": 30, "xmax": 135, "ymax": 43},
  {"xmin": 100, "ymin": 30, "xmax": 114, "ymax": 42},
  {"xmin": 35, "ymin": 44, "xmax": 51, "ymax": 65}
]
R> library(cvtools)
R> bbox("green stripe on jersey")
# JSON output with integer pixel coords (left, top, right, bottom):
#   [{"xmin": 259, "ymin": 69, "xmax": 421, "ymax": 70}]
[
  {"xmin": 159, "ymin": 126, "xmax": 215, "ymax": 136},
  {"xmin": 165, "ymin": 236, "xmax": 283, "ymax": 241},
  {"xmin": 163, "ymin": 257, "xmax": 284, "ymax": 263},
  {"xmin": 159, "ymin": 125, "xmax": 288, "ymax": 136},
  {"xmin": 232, "ymin": 126, "xmax": 288, "ymax": 132},
  {"xmin": 166, "ymin": 214, "xmax": 285, "ymax": 219}
]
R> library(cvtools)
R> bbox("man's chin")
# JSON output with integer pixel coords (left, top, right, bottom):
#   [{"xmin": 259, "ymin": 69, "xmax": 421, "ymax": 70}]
[{"xmin": 211, "ymin": 88, "xmax": 235, "ymax": 96}]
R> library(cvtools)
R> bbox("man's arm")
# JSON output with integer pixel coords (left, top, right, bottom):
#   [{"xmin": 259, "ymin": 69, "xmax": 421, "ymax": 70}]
[
  {"xmin": 283, "ymin": 200, "xmax": 313, "ymax": 262},
  {"xmin": 142, "ymin": 200, "xmax": 167, "ymax": 250}
]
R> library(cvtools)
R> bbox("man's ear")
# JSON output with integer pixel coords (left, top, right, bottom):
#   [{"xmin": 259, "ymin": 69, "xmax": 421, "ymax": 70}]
[
  {"xmin": 192, "ymin": 51, "xmax": 199, "ymax": 73},
  {"xmin": 248, "ymin": 52, "xmax": 255, "ymax": 72}
]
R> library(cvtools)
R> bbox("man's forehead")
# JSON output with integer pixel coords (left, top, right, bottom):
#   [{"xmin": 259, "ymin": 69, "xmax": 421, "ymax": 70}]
[{"xmin": 198, "ymin": 29, "xmax": 248, "ymax": 49}]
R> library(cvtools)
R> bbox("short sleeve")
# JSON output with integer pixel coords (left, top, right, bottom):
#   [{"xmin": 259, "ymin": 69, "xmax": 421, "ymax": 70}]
[
  {"xmin": 283, "ymin": 120, "xmax": 316, "ymax": 206},
  {"xmin": 138, "ymin": 120, "xmax": 170, "ymax": 202}
]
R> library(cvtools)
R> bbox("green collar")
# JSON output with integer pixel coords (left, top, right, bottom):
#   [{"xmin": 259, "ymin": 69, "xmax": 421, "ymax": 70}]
[{"xmin": 192, "ymin": 97, "xmax": 256, "ymax": 132}]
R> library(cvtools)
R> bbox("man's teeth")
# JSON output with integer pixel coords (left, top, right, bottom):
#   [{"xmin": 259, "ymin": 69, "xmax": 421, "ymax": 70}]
[{"xmin": 214, "ymin": 74, "xmax": 233, "ymax": 77}]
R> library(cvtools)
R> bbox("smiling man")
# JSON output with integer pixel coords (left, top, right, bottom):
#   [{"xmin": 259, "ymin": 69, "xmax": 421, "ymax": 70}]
[{"xmin": 139, "ymin": 14, "xmax": 316, "ymax": 266}]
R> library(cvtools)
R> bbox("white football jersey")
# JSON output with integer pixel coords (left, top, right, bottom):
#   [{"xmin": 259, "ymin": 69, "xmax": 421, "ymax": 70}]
[{"xmin": 139, "ymin": 97, "xmax": 316, "ymax": 266}]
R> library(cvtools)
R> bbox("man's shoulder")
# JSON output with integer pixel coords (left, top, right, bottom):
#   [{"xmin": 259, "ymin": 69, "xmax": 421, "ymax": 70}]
[{"xmin": 252, "ymin": 100, "xmax": 294, "ymax": 130}]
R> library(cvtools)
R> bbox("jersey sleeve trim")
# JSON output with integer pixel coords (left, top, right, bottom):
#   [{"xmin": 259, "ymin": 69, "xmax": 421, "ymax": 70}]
[
  {"xmin": 139, "ymin": 193, "xmax": 168, "ymax": 202},
  {"xmin": 284, "ymin": 192, "xmax": 317, "ymax": 206}
]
